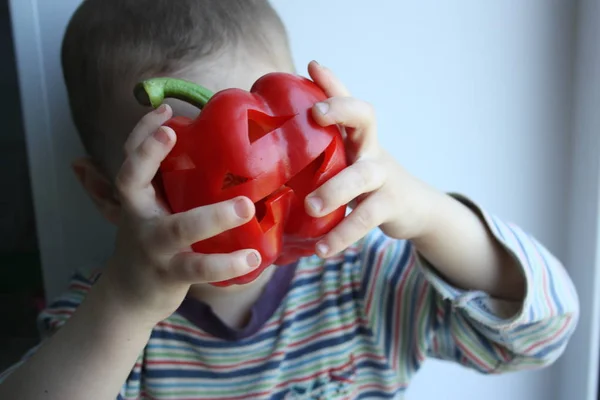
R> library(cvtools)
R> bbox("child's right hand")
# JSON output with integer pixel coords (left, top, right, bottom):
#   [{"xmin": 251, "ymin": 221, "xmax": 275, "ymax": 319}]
[{"xmin": 100, "ymin": 105, "xmax": 261, "ymax": 328}]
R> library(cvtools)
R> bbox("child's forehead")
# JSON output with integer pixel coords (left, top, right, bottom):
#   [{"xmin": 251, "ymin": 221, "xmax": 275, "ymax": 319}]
[
  {"xmin": 166, "ymin": 60, "xmax": 285, "ymax": 117},
  {"xmin": 116, "ymin": 58, "xmax": 281, "ymax": 126}
]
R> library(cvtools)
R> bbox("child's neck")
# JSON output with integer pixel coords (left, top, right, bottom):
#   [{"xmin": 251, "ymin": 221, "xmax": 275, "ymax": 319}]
[{"xmin": 187, "ymin": 265, "xmax": 276, "ymax": 329}]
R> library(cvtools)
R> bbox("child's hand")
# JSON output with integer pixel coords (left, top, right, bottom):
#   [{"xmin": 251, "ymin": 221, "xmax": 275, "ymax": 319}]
[
  {"xmin": 305, "ymin": 61, "xmax": 442, "ymax": 258},
  {"xmin": 102, "ymin": 106, "xmax": 261, "ymax": 327}
]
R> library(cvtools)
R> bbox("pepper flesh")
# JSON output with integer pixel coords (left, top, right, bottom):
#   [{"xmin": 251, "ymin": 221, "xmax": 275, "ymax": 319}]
[{"xmin": 135, "ymin": 73, "xmax": 347, "ymax": 286}]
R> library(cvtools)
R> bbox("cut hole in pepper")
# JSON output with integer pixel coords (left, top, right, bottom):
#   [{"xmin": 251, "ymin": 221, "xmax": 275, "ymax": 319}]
[
  {"xmin": 222, "ymin": 172, "xmax": 251, "ymax": 189},
  {"xmin": 247, "ymin": 109, "xmax": 295, "ymax": 144}
]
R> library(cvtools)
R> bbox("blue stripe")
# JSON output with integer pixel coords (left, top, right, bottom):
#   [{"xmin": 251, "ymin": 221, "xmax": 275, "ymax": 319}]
[
  {"xmin": 284, "ymin": 327, "xmax": 371, "ymax": 361},
  {"xmin": 358, "ymin": 390, "xmax": 404, "ymax": 399},
  {"xmin": 359, "ymin": 231, "xmax": 386, "ymax": 299},
  {"xmin": 46, "ymin": 300, "xmax": 79, "ymax": 309},
  {"xmin": 69, "ymin": 273, "xmax": 95, "ymax": 284},
  {"xmin": 284, "ymin": 267, "xmax": 356, "ymax": 303},
  {"xmin": 290, "ymin": 263, "xmax": 347, "ymax": 289}
]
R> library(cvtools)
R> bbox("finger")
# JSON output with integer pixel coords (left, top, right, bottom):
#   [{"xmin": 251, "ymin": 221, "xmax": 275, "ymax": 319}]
[
  {"xmin": 312, "ymin": 97, "xmax": 378, "ymax": 151},
  {"xmin": 305, "ymin": 160, "xmax": 386, "ymax": 217},
  {"xmin": 170, "ymin": 249, "xmax": 261, "ymax": 284},
  {"xmin": 124, "ymin": 105, "xmax": 173, "ymax": 156},
  {"xmin": 308, "ymin": 61, "xmax": 351, "ymax": 98},
  {"xmin": 115, "ymin": 126, "xmax": 176, "ymax": 210},
  {"xmin": 316, "ymin": 192, "xmax": 388, "ymax": 258},
  {"xmin": 148, "ymin": 196, "xmax": 255, "ymax": 251}
]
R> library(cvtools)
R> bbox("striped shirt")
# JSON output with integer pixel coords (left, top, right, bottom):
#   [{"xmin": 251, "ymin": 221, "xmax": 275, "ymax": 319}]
[{"xmin": 0, "ymin": 199, "xmax": 579, "ymax": 399}]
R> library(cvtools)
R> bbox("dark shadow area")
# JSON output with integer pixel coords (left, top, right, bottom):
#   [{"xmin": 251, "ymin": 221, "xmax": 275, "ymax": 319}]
[{"xmin": 0, "ymin": 0, "xmax": 44, "ymax": 372}]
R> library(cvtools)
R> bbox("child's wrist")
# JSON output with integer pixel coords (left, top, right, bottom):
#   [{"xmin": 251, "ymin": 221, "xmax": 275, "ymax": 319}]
[{"xmin": 90, "ymin": 273, "xmax": 161, "ymax": 332}]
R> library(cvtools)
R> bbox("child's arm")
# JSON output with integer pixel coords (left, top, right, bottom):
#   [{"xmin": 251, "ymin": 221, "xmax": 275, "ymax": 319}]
[
  {"xmin": 306, "ymin": 61, "xmax": 529, "ymax": 303},
  {"xmin": 355, "ymin": 211, "xmax": 577, "ymax": 374},
  {"xmin": 0, "ymin": 107, "xmax": 261, "ymax": 400},
  {"xmin": 0, "ymin": 276, "xmax": 153, "ymax": 399},
  {"xmin": 306, "ymin": 61, "xmax": 578, "ymax": 371},
  {"xmin": 410, "ymin": 191, "xmax": 527, "ymax": 301}
]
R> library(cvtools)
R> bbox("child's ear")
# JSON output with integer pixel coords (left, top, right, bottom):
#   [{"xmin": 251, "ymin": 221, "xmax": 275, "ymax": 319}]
[{"xmin": 72, "ymin": 157, "xmax": 121, "ymax": 225}]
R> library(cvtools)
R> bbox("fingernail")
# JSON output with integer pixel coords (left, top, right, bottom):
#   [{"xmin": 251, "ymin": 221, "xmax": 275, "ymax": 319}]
[
  {"xmin": 153, "ymin": 127, "xmax": 171, "ymax": 144},
  {"xmin": 155, "ymin": 104, "xmax": 168, "ymax": 114},
  {"xmin": 312, "ymin": 60, "xmax": 320, "ymax": 66},
  {"xmin": 306, "ymin": 196, "xmax": 324, "ymax": 214},
  {"xmin": 234, "ymin": 198, "xmax": 253, "ymax": 219},
  {"xmin": 246, "ymin": 252, "xmax": 261, "ymax": 268},
  {"xmin": 315, "ymin": 102, "xmax": 329, "ymax": 115},
  {"xmin": 316, "ymin": 242, "xmax": 329, "ymax": 257}
]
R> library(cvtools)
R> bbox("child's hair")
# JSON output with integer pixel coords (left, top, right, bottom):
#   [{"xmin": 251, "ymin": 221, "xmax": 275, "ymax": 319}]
[{"xmin": 61, "ymin": 0, "xmax": 291, "ymax": 172}]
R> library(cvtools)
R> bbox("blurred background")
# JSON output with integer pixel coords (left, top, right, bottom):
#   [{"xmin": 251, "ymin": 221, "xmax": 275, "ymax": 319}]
[{"xmin": 2, "ymin": 0, "xmax": 600, "ymax": 399}]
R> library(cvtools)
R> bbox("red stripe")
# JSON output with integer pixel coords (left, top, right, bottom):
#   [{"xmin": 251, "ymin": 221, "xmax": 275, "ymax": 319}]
[
  {"xmin": 455, "ymin": 340, "xmax": 493, "ymax": 371},
  {"xmin": 293, "ymin": 265, "xmax": 324, "ymax": 277},
  {"xmin": 146, "ymin": 351, "xmax": 285, "ymax": 370},
  {"xmin": 496, "ymin": 343, "xmax": 511, "ymax": 362},
  {"xmin": 157, "ymin": 322, "xmax": 213, "ymax": 339},
  {"xmin": 523, "ymin": 314, "xmax": 571, "ymax": 354},
  {"xmin": 67, "ymin": 283, "xmax": 92, "ymax": 292},
  {"xmin": 139, "ymin": 390, "xmax": 158, "ymax": 400},
  {"xmin": 432, "ymin": 335, "xmax": 439, "ymax": 355}
]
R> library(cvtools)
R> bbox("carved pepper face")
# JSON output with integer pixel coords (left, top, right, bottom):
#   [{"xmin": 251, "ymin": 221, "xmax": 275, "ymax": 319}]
[{"xmin": 136, "ymin": 73, "xmax": 347, "ymax": 286}]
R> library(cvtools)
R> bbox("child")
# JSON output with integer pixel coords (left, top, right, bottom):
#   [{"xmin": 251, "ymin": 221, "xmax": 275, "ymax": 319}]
[{"xmin": 0, "ymin": 1, "xmax": 579, "ymax": 399}]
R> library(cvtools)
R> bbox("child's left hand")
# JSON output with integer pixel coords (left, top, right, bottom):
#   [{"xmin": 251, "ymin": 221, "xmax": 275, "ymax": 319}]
[
  {"xmin": 305, "ymin": 61, "xmax": 443, "ymax": 258},
  {"xmin": 305, "ymin": 61, "xmax": 525, "ymax": 300}
]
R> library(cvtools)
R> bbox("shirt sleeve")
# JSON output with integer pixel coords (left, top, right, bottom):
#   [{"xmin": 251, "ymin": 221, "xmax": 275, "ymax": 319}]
[
  {"xmin": 0, "ymin": 269, "xmax": 143, "ymax": 400},
  {"xmin": 356, "ymin": 196, "xmax": 579, "ymax": 375}
]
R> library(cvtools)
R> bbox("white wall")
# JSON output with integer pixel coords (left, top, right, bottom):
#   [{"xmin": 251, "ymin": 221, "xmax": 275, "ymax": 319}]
[{"xmin": 10, "ymin": 0, "xmax": 591, "ymax": 399}]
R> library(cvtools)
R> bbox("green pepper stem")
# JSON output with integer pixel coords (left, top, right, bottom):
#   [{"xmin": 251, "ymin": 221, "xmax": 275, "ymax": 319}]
[{"xmin": 134, "ymin": 77, "xmax": 214, "ymax": 109}]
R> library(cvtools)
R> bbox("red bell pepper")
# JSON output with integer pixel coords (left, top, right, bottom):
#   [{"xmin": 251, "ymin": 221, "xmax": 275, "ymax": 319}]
[{"xmin": 135, "ymin": 73, "xmax": 347, "ymax": 286}]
